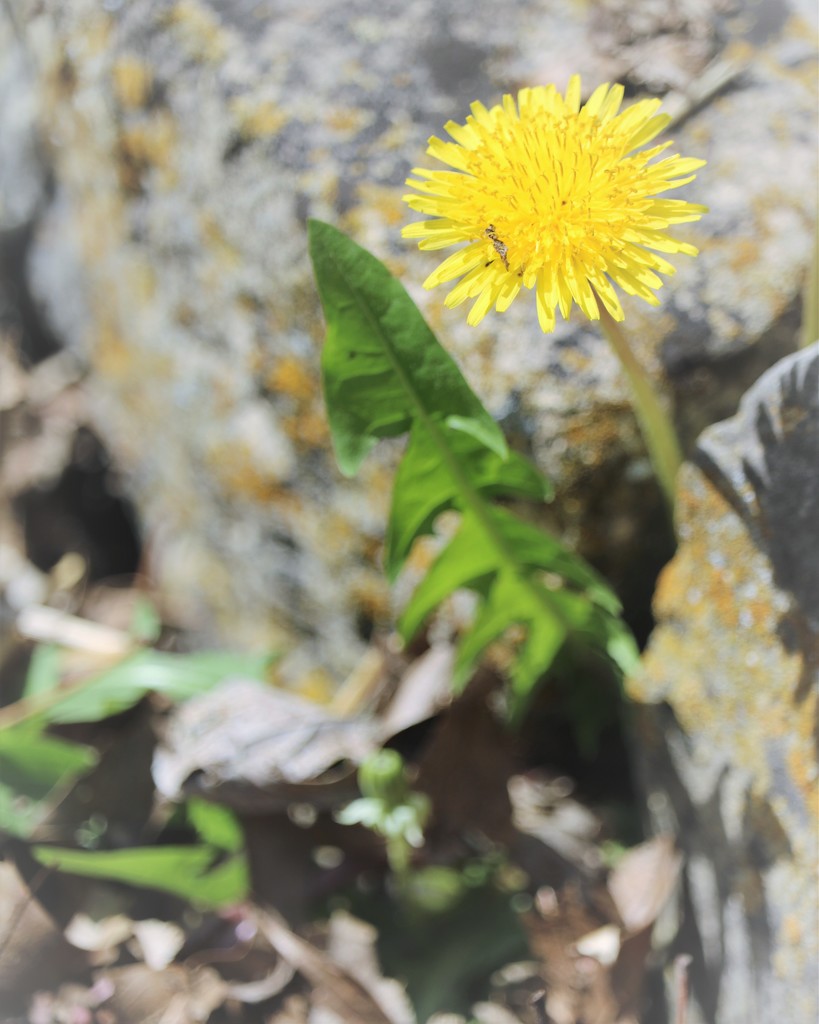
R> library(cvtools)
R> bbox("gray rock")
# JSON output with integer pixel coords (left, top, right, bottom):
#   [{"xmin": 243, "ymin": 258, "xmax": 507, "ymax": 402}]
[
  {"xmin": 629, "ymin": 343, "xmax": 819, "ymax": 1024},
  {"xmin": 0, "ymin": 15, "xmax": 48, "ymax": 231},
  {"xmin": 2, "ymin": 0, "xmax": 816, "ymax": 680}
]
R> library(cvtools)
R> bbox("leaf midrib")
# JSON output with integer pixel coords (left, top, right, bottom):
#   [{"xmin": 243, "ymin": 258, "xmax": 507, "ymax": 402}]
[{"xmin": 335, "ymin": 258, "xmax": 572, "ymax": 636}]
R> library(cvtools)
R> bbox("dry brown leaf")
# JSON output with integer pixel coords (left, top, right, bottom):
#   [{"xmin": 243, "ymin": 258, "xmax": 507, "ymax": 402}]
[
  {"xmin": 380, "ymin": 642, "xmax": 455, "ymax": 737},
  {"xmin": 256, "ymin": 909, "xmax": 412, "ymax": 1024},
  {"xmin": 265, "ymin": 993, "xmax": 310, "ymax": 1023},
  {"xmin": 153, "ymin": 644, "xmax": 458, "ymax": 817},
  {"xmin": 414, "ymin": 668, "xmax": 516, "ymax": 855},
  {"xmin": 153, "ymin": 679, "xmax": 382, "ymax": 811},
  {"xmin": 97, "ymin": 963, "xmax": 226, "ymax": 1024},
  {"xmin": 325, "ymin": 912, "xmax": 415, "ymax": 1024},
  {"xmin": 546, "ymin": 837, "xmax": 683, "ymax": 1023},
  {"xmin": 509, "ymin": 773, "xmax": 601, "ymax": 871},
  {"xmin": 573, "ymin": 924, "xmax": 621, "ymax": 967},
  {"xmin": 607, "ymin": 835, "xmax": 682, "ymax": 935},
  {"xmin": 131, "ymin": 919, "xmax": 186, "ymax": 971},
  {"xmin": 64, "ymin": 912, "xmax": 134, "ymax": 963},
  {"xmin": 226, "ymin": 957, "xmax": 295, "ymax": 1004},
  {"xmin": 471, "ymin": 1003, "xmax": 526, "ymax": 1024},
  {"xmin": 0, "ymin": 861, "xmax": 88, "ymax": 1012}
]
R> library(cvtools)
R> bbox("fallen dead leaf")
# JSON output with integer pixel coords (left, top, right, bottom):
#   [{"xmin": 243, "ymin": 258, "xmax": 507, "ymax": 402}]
[
  {"xmin": 325, "ymin": 911, "xmax": 416, "ymax": 1024},
  {"xmin": 607, "ymin": 835, "xmax": 682, "ymax": 935},
  {"xmin": 65, "ymin": 912, "xmax": 134, "ymax": 964},
  {"xmin": 0, "ymin": 861, "xmax": 88, "ymax": 1012},
  {"xmin": 379, "ymin": 643, "xmax": 455, "ymax": 737},
  {"xmin": 471, "ymin": 1004, "xmax": 525, "ymax": 1024},
  {"xmin": 131, "ymin": 918, "xmax": 186, "ymax": 970},
  {"xmin": 414, "ymin": 668, "xmax": 516, "ymax": 856},
  {"xmin": 606, "ymin": 836, "xmax": 683, "ymax": 1022},
  {"xmin": 96, "ymin": 962, "xmax": 226, "ymax": 1024},
  {"xmin": 152, "ymin": 679, "xmax": 382, "ymax": 812},
  {"xmin": 225, "ymin": 956, "xmax": 295, "ymax": 1004},
  {"xmin": 573, "ymin": 924, "xmax": 621, "ymax": 967},
  {"xmin": 256, "ymin": 909, "xmax": 413, "ymax": 1024},
  {"xmin": 509, "ymin": 773, "xmax": 601, "ymax": 871}
]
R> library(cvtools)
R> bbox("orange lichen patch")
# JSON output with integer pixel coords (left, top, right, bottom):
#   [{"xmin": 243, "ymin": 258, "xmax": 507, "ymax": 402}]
[
  {"xmin": 230, "ymin": 97, "xmax": 289, "ymax": 139},
  {"xmin": 117, "ymin": 112, "xmax": 177, "ymax": 190},
  {"xmin": 359, "ymin": 534, "xmax": 384, "ymax": 569},
  {"xmin": 357, "ymin": 461, "xmax": 394, "ymax": 504},
  {"xmin": 348, "ymin": 576, "xmax": 392, "ymax": 626},
  {"xmin": 92, "ymin": 321, "xmax": 170, "ymax": 385},
  {"xmin": 130, "ymin": 258, "xmax": 157, "ymax": 304},
  {"xmin": 654, "ymin": 482, "xmax": 776, "ymax": 636},
  {"xmin": 726, "ymin": 235, "xmax": 761, "ymax": 274},
  {"xmin": 91, "ymin": 323, "xmax": 134, "ymax": 380},
  {"xmin": 326, "ymin": 107, "xmax": 375, "ymax": 138},
  {"xmin": 561, "ymin": 405, "xmax": 633, "ymax": 473},
  {"xmin": 294, "ymin": 668, "xmax": 337, "ymax": 705},
  {"xmin": 781, "ymin": 913, "xmax": 803, "ymax": 949},
  {"xmin": 165, "ymin": 0, "xmax": 229, "ymax": 63},
  {"xmin": 281, "ymin": 411, "xmax": 329, "ymax": 450},
  {"xmin": 404, "ymin": 535, "xmax": 442, "ymax": 575},
  {"xmin": 206, "ymin": 442, "xmax": 287, "ymax": 504},
  {"xmin": 633, "ymin": 466, "xmax": 808, "ymax": 802},
  {"xmin": 112, "ymin": 55, "xmax": 153, "ymax": 109},
  {"xmin": 354, "ymin": 184, "xmax": 406, "ymax": 227},
  {"xmin": 785, "ymin": 699, "xmax": 819, "ymax": 808},
  {"xmin": 198, "ymin": 213, "xmax": 242, "ymax": 270},
  {"xmin": 267, "ymin": 356, "xmax": 316, "ymax": 402},
  {"xmin": 316, "ymin": 513, "xmax": 360, "ymax": 561}
]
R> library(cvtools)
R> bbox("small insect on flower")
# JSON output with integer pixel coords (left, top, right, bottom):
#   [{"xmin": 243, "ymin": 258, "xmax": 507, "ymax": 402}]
[
  {"xmin": 403, "ymin": 76, "xmax": 707, "ymax": 333},
  {"xmin": 484, "ymin": 224, "xmax": 510, "ymax": 271}
]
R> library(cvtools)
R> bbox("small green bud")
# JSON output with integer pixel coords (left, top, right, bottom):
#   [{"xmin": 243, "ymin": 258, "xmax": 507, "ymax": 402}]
[{"xmin": 357, "ymin": 749, "xmax": 409, "ymax": 807}]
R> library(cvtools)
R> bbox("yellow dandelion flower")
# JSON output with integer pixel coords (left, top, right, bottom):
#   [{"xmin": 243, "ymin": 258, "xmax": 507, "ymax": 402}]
[{"xmin": 403, "ymin": 76, "xmax": 707, "ymax": 333}]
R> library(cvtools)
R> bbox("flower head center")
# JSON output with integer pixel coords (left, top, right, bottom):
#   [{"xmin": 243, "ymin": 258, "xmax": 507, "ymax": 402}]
[
  {"xmin": 464, "ymin": 113, "xmax": 639, "ymax": 276},
  {"xmin": 402, "ymin": 76, "xmax": 707, "ymax": 332}
]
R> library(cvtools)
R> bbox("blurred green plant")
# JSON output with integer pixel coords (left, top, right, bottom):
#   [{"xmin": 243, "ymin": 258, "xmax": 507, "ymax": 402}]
[
  {"xmin": 309, "ymin": 219, "xmax": 638, "ymax": 723},
  {"xmin": 34, "ymin": 798, "xmax": 248, "ymax": 909},
  {"xmin": 336, "ymin": 749, "xmax": 430, "ymax": 876},
  {"xmin": 0, "ymin": 614, "xmax": 271, "ymax": 907}
]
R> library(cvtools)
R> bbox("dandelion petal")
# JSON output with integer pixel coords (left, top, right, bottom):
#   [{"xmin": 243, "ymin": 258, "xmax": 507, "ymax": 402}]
[{"xmin": 403, "ymin": 76, "xmax": 706, "ymax": 332}]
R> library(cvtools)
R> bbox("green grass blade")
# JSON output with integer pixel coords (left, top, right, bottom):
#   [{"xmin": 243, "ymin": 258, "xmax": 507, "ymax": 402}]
[
  {"xmin": 34, "ymin": 844, "xmax": 249, "ymax": 908},
  {"xmin": 0, "ymin": 728, "xmax": 98, "ymax": 839},
  {"xmin": 18, "ymin": 649, "xmax": 275, "ymax": 727}
]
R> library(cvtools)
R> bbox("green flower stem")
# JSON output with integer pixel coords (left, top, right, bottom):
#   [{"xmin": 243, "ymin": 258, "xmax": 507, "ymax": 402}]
[
  {"xmin": 596, "ymin": 298, "xmax": 683, "ymax": 512},
  {"xmin": 386, "ymin": 835, "xmax": 412, "ymax": 877}
]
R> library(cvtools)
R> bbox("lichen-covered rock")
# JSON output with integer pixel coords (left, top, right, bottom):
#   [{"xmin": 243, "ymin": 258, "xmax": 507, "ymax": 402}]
[
  {"xmin": 0, "ymin": 16, "xmax": 48, "ymax": 231},
  {"xmin": 628, "ymin": 343, "xmax": 819, "ymax": 1024},
  {"xmin": 4, "ymin": 0, "xmax": 817, "ymax": 678}
]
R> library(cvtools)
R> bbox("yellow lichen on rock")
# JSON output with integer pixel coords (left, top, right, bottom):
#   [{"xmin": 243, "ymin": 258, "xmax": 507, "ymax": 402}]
[
  {"xmin": 112, "ymin": 55, "xmax": 153, "ymax": 109},
  {"xmin": 230, "ymin": 96, "xmax": 289, "ymax": 139},
  {"xmin": 117, "ymin": 111, "xmax": 178, "ymax": 190},
  {"xmin": 633, "ymin": 466, "xmax": 805, "ymax": 798},
  {"xmin": 267, "ymin": 356, "xmax": 316, "ymax": 403},
  {"xmin": 165, "ymin": 0, "xmax": 230, "ymax": 64}
]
